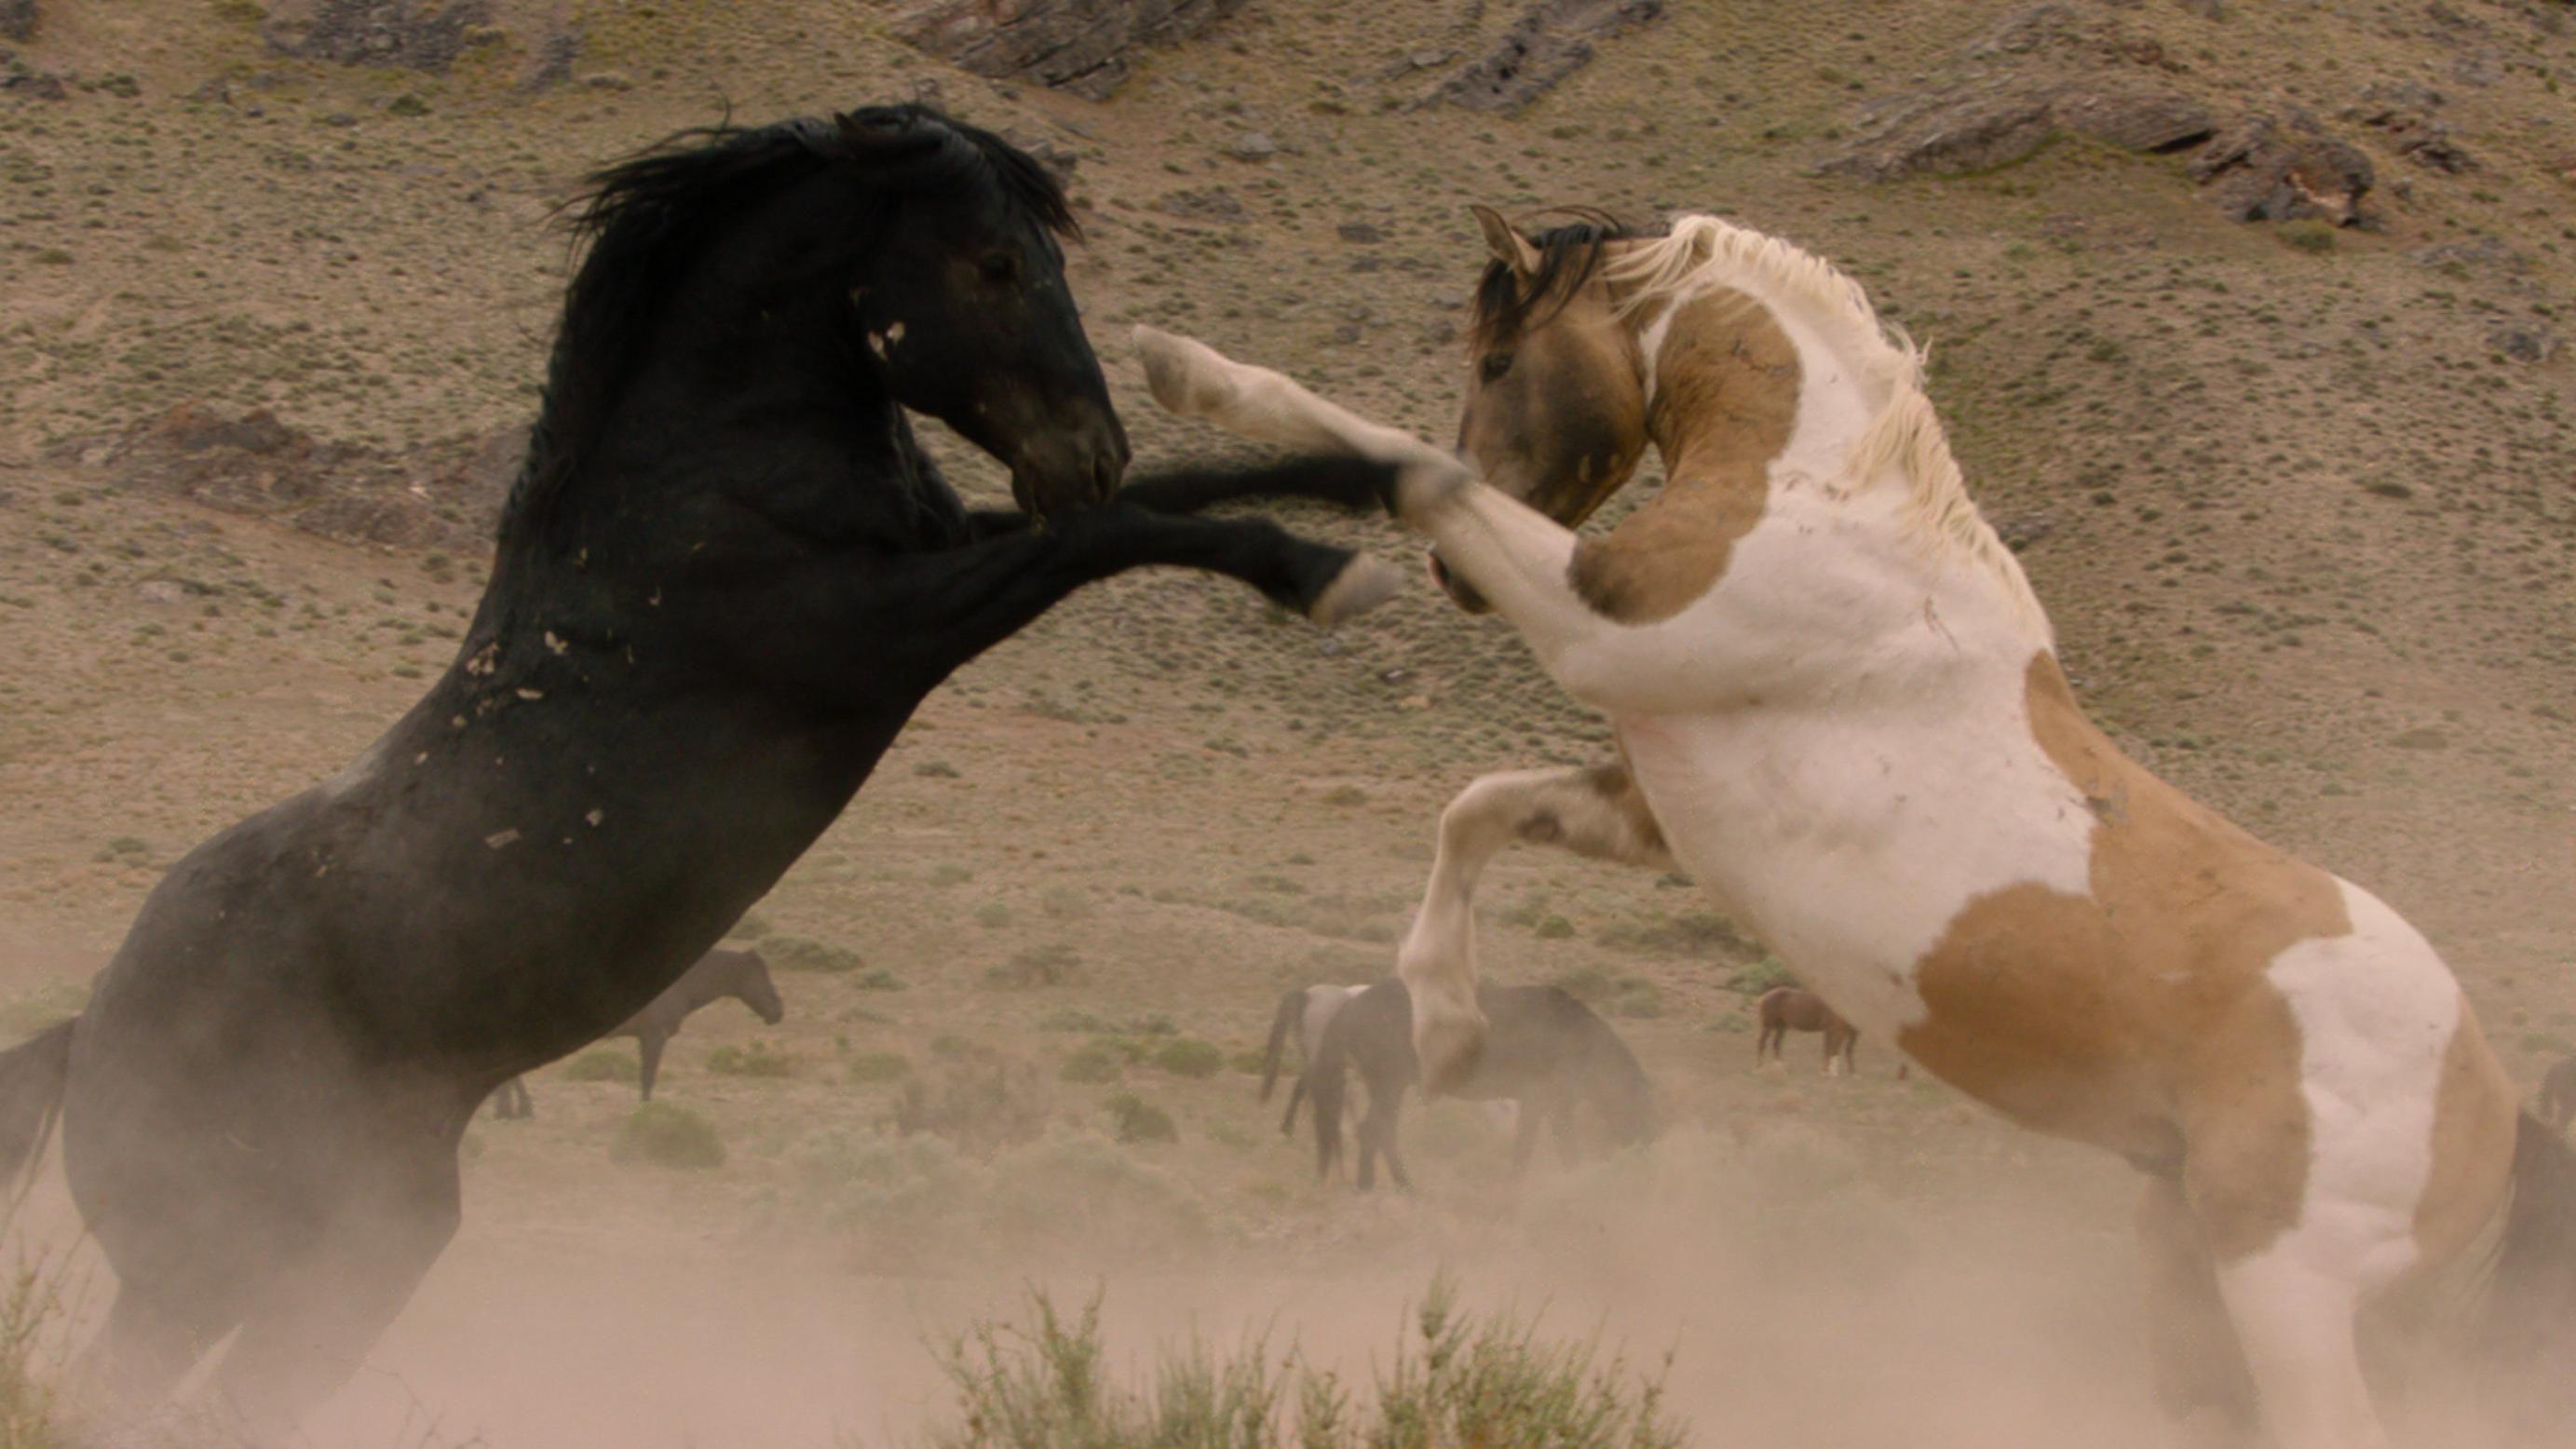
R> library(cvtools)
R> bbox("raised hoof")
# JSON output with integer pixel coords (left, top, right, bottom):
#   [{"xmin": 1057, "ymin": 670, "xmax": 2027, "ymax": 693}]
[
  {"xmin": 1132, "ymin": 324, "xmax": 1233, "ymax": 421},
  {"xmin": 1311, "ymin": 554, "xmax": 1404, "ymax": 626}
]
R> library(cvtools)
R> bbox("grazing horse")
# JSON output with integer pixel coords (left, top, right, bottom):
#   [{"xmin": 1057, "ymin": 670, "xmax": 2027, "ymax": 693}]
[
  {"xmin": 2540, "ymin": 1055, "xmax": 2576, "ymax": 1133},
  {"xmin": 1306, "ymin": 980, "xmax": 1656, "ymax": 1191},
  {"xmin": 1132, "ymin": 210, "xmax": 2576, "ymax": 1447},
  {"xmin": 1256, "ymin": 982, "xmax": 1371, "ymax": 1133},
  {"xmin": 1754, "ymin": 986, "xmax": 1856, "ymax": 1077},
  {"xmin": 0, "ymin": 106, "xmax": 1407, "ymax": 1440},
  {"xmin": 489, "ymin": 945, "xmax": 786, "ymax": 1117}
]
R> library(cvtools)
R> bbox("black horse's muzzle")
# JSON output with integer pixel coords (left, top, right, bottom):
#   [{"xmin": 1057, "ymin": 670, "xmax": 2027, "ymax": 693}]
[{"xmin": 1010, "ymin": 410, "xmax": 1130, "ymax": 519}]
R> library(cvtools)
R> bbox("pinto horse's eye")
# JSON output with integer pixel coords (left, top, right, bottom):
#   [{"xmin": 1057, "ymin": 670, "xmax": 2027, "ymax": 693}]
[
  {"xmin": 1479, "ymin": 352, "xmax": 1514, "ymax": 384},
  {"xmin": 979, "ymin": 251, "xmax": 1022, "ymax": 285}
]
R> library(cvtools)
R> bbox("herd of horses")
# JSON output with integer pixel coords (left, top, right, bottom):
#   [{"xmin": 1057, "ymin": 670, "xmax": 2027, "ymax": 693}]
[{"xmin": 0, "ymin": 103, "xmax": 2568, "ymax": 1447}]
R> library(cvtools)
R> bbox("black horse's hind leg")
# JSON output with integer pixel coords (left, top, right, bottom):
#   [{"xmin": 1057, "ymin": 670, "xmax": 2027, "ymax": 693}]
[
  {"xmin": 210, "ymin": 1148, "xmax": 462, "ymax": 1441},
  {"xmin": 66, "ymin": 1271, "xmax": 251, "ymax": 1430}
]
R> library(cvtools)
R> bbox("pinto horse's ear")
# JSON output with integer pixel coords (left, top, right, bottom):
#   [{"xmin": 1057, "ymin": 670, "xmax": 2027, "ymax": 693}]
[{"xmin": 1471, "ymin": 204, "xmax": 1540, "ymax": 278}]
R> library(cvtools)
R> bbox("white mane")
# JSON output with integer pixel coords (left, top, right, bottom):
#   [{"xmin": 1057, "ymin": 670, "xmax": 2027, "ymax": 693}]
[{"xmin": 1604, "ymin": 214, "xmax": 2046, "ymax": 628}]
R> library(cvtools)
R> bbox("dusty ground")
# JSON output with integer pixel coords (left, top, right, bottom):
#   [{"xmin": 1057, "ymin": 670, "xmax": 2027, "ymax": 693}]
[{"xmin": 1, "ymin": 0, "xmax": 2571, "ymax": 1444}]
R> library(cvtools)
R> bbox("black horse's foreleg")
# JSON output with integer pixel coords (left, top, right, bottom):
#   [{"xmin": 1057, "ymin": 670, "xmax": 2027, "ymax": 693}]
[
  {"xmin": 874, "ymin": 503, "xmax": 1394, "ymax": 685},
  {"xmin": 960, "ymin": 456, "xmax": 1402, "ymax": 539}
]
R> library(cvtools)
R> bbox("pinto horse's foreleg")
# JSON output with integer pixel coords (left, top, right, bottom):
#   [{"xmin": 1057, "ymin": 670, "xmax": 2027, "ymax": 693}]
[{"xmin": 1399, "ymin": 763, "xmax": 1674, "ymax": 1096}]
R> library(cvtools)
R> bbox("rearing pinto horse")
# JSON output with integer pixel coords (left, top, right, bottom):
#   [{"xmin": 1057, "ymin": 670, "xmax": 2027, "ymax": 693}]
[{"xmin": 1133, "ymin": 210, "xmax": 2576, "ymax": 1447}]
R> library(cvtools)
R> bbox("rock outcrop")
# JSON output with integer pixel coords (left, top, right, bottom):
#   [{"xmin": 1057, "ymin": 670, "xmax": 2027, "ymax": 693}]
[
  {"xmin": 898, "ymin": 0, "xmax": 1245, "ymax": 101},
  {"xmin": 1437, "ymin": 0, "xmax": 1663, "ymax": 113}
]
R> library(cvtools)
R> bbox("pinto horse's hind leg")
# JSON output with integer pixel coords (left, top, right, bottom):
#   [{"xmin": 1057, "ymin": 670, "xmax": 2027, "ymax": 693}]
[
  {"xmin": 2135, "ymin": 1176, "xmax": 2259, "ymax": 1434},
  {"xmin": 1398, "ymin": 764, "xmax": 1674, "ymax": 1096}
]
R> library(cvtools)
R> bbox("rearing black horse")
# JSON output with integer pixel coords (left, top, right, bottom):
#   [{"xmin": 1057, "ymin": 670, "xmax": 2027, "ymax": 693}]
[{"xmin": 0, "ymin": 105, "xmax": 1401, "ymax": 1436}]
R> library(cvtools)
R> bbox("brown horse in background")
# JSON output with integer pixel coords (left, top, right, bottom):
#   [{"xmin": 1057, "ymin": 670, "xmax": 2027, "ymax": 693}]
[{"xmin": 1756, "ymin": 986, "xmax": 1860, "ymax": 1076}]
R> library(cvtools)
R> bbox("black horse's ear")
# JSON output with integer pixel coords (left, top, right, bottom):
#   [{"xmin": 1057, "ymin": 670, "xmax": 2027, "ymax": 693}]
[{"xmin": 834, "ymin": 108, "xmax": 942, "ymax": 159}]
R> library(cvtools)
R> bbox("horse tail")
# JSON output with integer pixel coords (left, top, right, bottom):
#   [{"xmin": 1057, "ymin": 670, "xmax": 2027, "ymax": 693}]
[
  {"xmin": 1258, "ymin": 989, "xmax": 1305, "ymax": 1104},
  {"xmin": 1309, "ymin": 1026, "xmax": 1350, "ymax": 1181},
  {"xmin": 0, "ymin": 1021, "xmax": 74, "ymax": 1201}
]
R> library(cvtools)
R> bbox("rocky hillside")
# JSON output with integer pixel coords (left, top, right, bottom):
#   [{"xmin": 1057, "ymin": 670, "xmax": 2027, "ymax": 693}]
[{"xmin": 3, "ymin": 0, "xmax": 2571, "ymax": 968}]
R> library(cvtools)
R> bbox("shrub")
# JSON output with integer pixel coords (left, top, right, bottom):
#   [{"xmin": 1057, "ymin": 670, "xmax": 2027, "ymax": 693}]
[
  {"xmin": 1536, "ymin": 914, "xmax": 1577, "ymax": 940},
  {"xmin": 983, "ymin": 942, "xmax": 1080, "ymax": 989},
  {"xmin": 853, "ymin": 967, "xmax": 908, "ymax": 992},
  {"xmin": 610, "ymin": 1103, "xmax": 725, "ymax": 1170},
  {"xmin": 563, "ymin": 1048, "xmax": 640, "ymax": 1082},
  {"xmin": 2278, "ymin": 219, "xmax": 2337, "ymax": 253},
  {"xmin": 726, "ymin": 912, "xmax": 774, "ymax": 941},
  {"xmin": 1149, "ymin": 1037, "xmax": 1225, "ymax": 1079},
  {"xmin": 766, "ymin": 935, "xmax": 861, "ymax": 974},
  {"xmin": 1060, "ymin": 1039, "xmax": 1125, "ymax": 1084},
  {"xmin": 1105, "ymin": 1092, "xmax": 1178, "ymax": 1144},
  {"xmin": 1610, "ymin": 980, "xmax": 1666, "ymax": 1019},
  {"xmin": 706, "ymin": 1040, "xmax": 794, "ymax": 1077},
  {"xmin": 848, "ymin": 1050, "xmax": 913, "ymax": 1084},
  {"xmin": 897, "ymin": 1048, "xmax": 1051, "ymax": 1155},
  {"xmin": 1724, "ymin": 955, "xmax": 1796, "ymax": 996},
  {"xmin": 890, "ymin": 1280, "xmax": 1684, "ymax": 1449}
]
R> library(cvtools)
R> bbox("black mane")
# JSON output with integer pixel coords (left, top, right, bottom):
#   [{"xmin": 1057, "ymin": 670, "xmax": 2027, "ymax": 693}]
[
  {"xmin": 502, "ymin": 104, "xmax": 1078, "ymax": 546},
  {"xmin": 1469, "ymin": 210, "xmax": 1642, "ymax": 352}
]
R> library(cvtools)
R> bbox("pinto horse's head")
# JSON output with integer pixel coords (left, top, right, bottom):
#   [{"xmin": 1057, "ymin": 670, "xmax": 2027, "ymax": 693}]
[
  {"xmin": 1436, "ymin": 207, "xmax": 1654, "ymax": 613},
  {"xmin": 726, "ymin": 949, "xmax": 787, "ymax": 1026}
]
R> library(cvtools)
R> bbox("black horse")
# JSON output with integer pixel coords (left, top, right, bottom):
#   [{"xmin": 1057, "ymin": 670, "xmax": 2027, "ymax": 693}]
[
  {"xmin": 488, "ymin": 945, "xmax": 785, "ymax": 1117},
  {"xmin": 0, "ymin": 105, "xmax": 1405, "ymax": 1437},
  {"xmin": 1307, "ymin": 980, "xmax": 1659, "ymax": 1191}
]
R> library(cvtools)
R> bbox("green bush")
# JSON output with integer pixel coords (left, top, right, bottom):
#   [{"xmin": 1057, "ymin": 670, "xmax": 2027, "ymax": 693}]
[
  {"xmin": 853, "ymin": 967, "xmax": 908, "ymax": 992},
  {"xmin": 1105, "ymin": 1092, "xmax": 1178, "ymax": 1144},
  {"xmin": 983, "ymin": 942, "xmax": 1079, "ymax": 989},
  {"xmin": 848, "ymin": 1050, "xmax": 913, "ymax": 1084},
  {"xmin": 1724, "ymin": 955, "xmax": 1796, "ymax": 996},
  {"xmin": 766, "ymin": 935, "xmax": 861, "ymax": 973},
  {"xmin": 610, "ymin": 1103, "xmax": 725, "ymax": 1170},
  {"xmin": 1611, "ymin": 980, "xmax": 1666, "ymax": 1019},
  {"xmin": 2278, "ymin": 219, "xmax": 2337, "ymax": 253},
  {"xmin": 727, "ymin": 911, "xmax": 774, "ymax": 941},
  {"xmin": 1150, "ymin": 1037, "xmax": 1226, "ymax": 1078},
  {"xmin": 890, "ymin": 1280, "xmax": 1684, "ymax": 1449},
  {"xmin": 706, "ymin": 1040, "xmax": 794, "ymax": 1077},
  {"xmin": 563, "ymin": 1048, "xmax": 640, "ymax": 1082},
  {"xmin": 1060, "ymin": 1039, "xmax": 1125, "ymax": 1084}
]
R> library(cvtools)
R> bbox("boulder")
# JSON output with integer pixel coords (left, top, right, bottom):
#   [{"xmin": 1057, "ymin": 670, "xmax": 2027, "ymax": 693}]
[
  {"xmin": 2189, "ymin": 113, "xmax": 2374, "ymax": 224},
  {"xmin": 897, "ymin": 0, "xmax": 1246, "ymax": 102},
  {"xmin": 1437, "ymin": 0, "xmax": 1663, "ymax": 113},
  {"xmin": 0, "ymin": 0, "xmax": 36, "ymax": 45}
]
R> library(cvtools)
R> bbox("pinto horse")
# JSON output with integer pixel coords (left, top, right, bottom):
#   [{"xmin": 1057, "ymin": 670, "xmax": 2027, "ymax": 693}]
[
  {"xmin": 1754, "ymin": 986, "xmax": 1857, "ymax": 1077},
  {"xmin": 1256, "ymin": 982, "xmax": 1371, "ymax": 1133},
  {"xmin": 1132, "ymin": 211, "xmax": 2576, "ymax": 1447},
  {"xmin": 0, "ymin": 107, "xmax": 1408, "ymax": 1440}
]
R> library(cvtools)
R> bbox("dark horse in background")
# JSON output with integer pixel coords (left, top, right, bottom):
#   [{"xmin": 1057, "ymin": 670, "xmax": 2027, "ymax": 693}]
[
  {"xmin": 0, "ymin": 105, "xmax": 1408, "ymax": 1438},
  {"xmin": 1308, "ymin": 980, "xmax": 1658, "ymax": 1191},
  {"xmin": 488, "ymin": 945, "xmax": 785, "ymax": 1117}
]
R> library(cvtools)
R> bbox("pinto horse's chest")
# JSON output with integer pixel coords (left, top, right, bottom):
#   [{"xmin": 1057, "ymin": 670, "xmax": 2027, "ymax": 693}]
[{"xmin": 1612, "ymin": 705, "xmax": 2095, "ymax": 1042}]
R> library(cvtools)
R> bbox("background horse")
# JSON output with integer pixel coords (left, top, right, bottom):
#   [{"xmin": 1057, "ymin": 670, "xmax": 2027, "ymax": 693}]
[
  {"xmin": 489, "ymin": 945, "xmax": 785, "ymax": 1117},
  {"xmin": 1306, "ymin": 980, "xmax": 1656, "ymax": 1191},
  {"xmin": 0, "ymin": 106, "xmax": 1407, "ymax": 1440},
  {"xmin": 1256, "ymin": 982, "xmax": 1370, "ymax": 1133},
  {"xmin": 1754, "ymin": 986, "xmax": 1857, "ymax": 1077},
  {"xmin": 2540, "ymin": 1054, "xmax": 2576, "ymax": 1133},
  {"xmin": 1133, "ymin": 208, "xmax": 2576, "ymax": 1448}
]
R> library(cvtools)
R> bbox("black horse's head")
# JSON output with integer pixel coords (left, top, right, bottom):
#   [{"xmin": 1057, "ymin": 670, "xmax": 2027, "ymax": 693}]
[{"xmin": 544, "ymin": 103, "xmax": 1126, "ymax": 523}]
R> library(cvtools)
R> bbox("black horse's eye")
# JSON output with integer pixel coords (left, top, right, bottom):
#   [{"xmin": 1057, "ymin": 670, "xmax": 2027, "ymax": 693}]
[
  {"xmin": 1479, "ymin": 352, "xmax": 1514, "ymax": 383},
  {"xmin": 979, "ymin": 251, "xmax": 1021, "ymax": 285}
]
